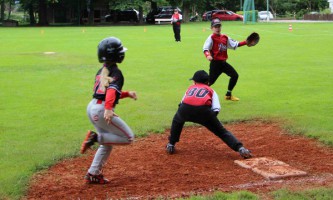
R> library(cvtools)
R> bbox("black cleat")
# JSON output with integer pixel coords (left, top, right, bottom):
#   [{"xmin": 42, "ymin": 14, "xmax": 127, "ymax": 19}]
[{"xmin": 166, "ymin": 143, "xmax": 175, "ymax": 154}]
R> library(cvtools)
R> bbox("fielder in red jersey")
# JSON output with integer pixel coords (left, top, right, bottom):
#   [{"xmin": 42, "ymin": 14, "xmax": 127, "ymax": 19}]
[
  {"xmin": 203, "ymin": 18, "xmax": 251, "ymax": 101},
  {"xmin": 165, "ymin": 70, "xmax": 252, "ymax": 159},
  {"xmin": 171, "ymin": 9, "xmax": 182, "ymax": 42}
]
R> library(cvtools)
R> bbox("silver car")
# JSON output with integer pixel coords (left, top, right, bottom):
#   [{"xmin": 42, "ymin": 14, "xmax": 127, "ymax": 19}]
[{"xmin": 258, "ymin": 11, "xmax": 274, "ymax": 20}]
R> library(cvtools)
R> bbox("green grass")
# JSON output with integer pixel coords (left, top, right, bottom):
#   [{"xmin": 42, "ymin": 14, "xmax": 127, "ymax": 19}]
[
  {"xmin": 178, "ymin": 191, "xmax": 258, "ymax": 200},
  {"xmin": 273, "ymin": 187, "xmax": 333, "ymax": 200},
  {"xmin": 0, "ymin": 22, "xmax": 332, "ymax": 199}
]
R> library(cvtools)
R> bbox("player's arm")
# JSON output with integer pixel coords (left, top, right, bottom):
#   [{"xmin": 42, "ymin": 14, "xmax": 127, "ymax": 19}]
[
  {"xmin": 227, "ymin": 37, "xmax": 243, "ymax": 50},
  {"xmin": 227, "ymin": 36, "xmax": 247, "ymax": 49},
  {"xmin": 104, "ymin": 88, "xmax": 117, "ymax": 124},
  {"xmin": 120, "ymin": 91, "xmax": 137, "ymax": 100},
  {"xmin": 170, "ymin": 15, "xmax": 175, "ymax": 24},
  {"xmin": 238, "ymin": 40, "xmax": 247, "ymax": 47},
  {"xmin": 211, "ymin": 90, "xmax": 221, "ymax": 115},
  {"xmin": 178, "ymin": 14, "xmax": 183, "ymax": 22},
  {"xmin": 203, "ymin": 36, "xmax": 213, "ymax": 61}
]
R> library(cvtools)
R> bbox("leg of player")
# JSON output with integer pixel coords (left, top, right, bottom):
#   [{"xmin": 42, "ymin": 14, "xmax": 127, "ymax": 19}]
[
  {"xmin": 201, "ymin": 113, "xmax": 252, "ymax": 159},
  {"xmin": 84, "ymin": 145, "xmax": 113, "ymax": 184},
  {"xmin": 98, "ymin": 116, "xmax": 135, "ymax": 144},
  {"xmin": 208, "ymin": 60, "xmax": 224, "ymax": 86},
  {"xmin": 166, "ymin": 110, "xmax": 186, "ymax": 154},
  {"xmin": 223, "ymin": 62, "xmax": 239, "ymax": 101}
]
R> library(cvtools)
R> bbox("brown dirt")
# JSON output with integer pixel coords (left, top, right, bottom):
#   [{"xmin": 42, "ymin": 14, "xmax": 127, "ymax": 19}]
[{"xmin": 26, "ymin": 120, "xmax": 333, "ymax": 200}]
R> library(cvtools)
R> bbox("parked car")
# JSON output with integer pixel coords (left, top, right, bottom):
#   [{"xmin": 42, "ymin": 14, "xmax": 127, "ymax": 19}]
[
  {"xmin": 105, "ymin": 8, "xmax": 139, "ymax": 23},
  {"xmin": 145, "ymin": 7, "xmax": 163, "ymax": 23},
  {"xmin": 212, "ymin": 10, "xmax": 243, "ymax": 21},
  {"xmin": 146, "ymin": 6, "xmax": 181, "ymax": 24},
  {"xmin": 155, "ymin": 7, "xmax": 181, "ymax": 20},
  {"xmin": 202, "ymin": 10, "xmax": 219, "ymax": 21},
  {"xmin": 258, "ymin": 11, "xmax": 274, "ymax": 20}
]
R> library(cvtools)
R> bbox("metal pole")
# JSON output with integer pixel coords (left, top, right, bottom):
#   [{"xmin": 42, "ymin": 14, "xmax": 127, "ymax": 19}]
[
  {"xmin": 240, "ymin": 0, "xmax": 243, "ymax": 10},
  {"xmin": 266, "ymin": 0, "xmax": 269, "ymax": 21}
]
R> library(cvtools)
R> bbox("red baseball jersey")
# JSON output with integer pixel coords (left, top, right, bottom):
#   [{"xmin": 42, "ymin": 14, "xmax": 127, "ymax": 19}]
[
  {"xmin": 181, "ymin": 83, "xmax": 220, "ymax": 112},
  {"xmin": 203, "ymin": 33, "xmax": 239, "ymax": 61},
  {"xmin": 171, "ymin": 13, "xmax": 182, "ymax": 25}
]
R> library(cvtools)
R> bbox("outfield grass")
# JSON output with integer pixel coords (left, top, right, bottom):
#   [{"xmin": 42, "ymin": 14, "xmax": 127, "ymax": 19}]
[{"xmin": 0, "ymin": 22, "xmax": 332, "ymax": 199}]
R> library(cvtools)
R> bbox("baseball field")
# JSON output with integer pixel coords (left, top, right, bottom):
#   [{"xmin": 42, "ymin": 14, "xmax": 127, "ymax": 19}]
[{"xmin": 0, "ymin": 21, "xmax": 333, "ymax": 199}]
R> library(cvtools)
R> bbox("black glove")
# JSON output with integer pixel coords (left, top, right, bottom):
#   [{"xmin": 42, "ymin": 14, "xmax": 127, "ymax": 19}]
[{"xmin": 246, "ymin": 32, "xmax": 260, "ymax": 47}]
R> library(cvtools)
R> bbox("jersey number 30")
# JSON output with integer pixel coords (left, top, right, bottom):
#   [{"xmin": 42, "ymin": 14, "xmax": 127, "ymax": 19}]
[{"xmin": 187, "ymin": 88, "xmax": 209, "ymax": 98}]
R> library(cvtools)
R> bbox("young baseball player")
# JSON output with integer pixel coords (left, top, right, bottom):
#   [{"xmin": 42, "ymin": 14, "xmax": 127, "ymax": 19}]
[
  {"xmin": 203, "ymin": 18, "xmax": 252, "ymax": 101},
  {"xmin": 171, "ymin": 9, "xmax": 182, "ymax": 42},
  {"xmin": 165, "ymin": 70, "xmax": 252, "ymax": 159},
  {"xmin": 80, "ymin": 37, "xmax": 137, "ymax": 184}
]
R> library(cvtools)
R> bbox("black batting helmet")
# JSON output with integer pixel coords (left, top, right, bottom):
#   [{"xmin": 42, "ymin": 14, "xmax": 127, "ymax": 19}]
[{"xmin": 97, "ymin": 37, "xmax": 127, "ymax": 63}]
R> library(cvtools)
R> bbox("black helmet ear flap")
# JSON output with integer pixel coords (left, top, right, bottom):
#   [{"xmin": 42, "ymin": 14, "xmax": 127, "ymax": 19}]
[{"xmin": 117, "ymin": 53, "xmax": 125, "ymax": 63}]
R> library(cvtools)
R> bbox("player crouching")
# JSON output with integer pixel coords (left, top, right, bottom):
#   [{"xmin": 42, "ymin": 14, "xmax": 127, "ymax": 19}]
[{"xmin": 165, "ymin": 70, "xmax": 252, "ymax": 159}]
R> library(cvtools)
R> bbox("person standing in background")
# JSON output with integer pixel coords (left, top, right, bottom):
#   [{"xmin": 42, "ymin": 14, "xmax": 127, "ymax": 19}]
[{"xmin": 171, "ymin": 9, "xmax": 182, "ymax": 42}]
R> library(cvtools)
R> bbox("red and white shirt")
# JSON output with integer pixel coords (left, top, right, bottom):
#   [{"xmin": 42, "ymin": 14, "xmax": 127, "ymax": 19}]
[
  {"xmin": 181, "ymin": 83, "xmax": 220, "ymax": 112},
  {"xmin": 171, "ymin": 13, "xmax": 182, "ymax": 26},
  {"xmin": 203, "ymin": 33, "xmax": 240, "ymax": 61}
]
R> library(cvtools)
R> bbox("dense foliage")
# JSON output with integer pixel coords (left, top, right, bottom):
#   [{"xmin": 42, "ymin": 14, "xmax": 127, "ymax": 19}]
[{"xmin": 0, "ymin": 0, "xmax": 330, "ymax": 25}]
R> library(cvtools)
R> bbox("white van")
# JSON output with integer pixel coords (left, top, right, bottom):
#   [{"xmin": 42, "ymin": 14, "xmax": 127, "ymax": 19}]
[{"xmin": 258, "ymin": 11, "xmax": 274, "ymax": 20}]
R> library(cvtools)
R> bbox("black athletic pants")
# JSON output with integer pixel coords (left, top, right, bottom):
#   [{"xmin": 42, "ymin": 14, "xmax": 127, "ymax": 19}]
[
  {"xmin": 168, "ymin": 103, "xmax": 243, "ymax": 152},
  {"xmin": 173, "ymin": 24, "xmax": 181, "ymax": 41},
  {"xmin": 209, "ymin": 60, "xmax": 239, "ymax": 91}
]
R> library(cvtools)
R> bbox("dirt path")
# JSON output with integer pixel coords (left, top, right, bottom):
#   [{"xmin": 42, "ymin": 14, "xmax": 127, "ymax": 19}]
[{"xmin": 26, "ymin": 120, "xmax": 333, "ymax": 199}]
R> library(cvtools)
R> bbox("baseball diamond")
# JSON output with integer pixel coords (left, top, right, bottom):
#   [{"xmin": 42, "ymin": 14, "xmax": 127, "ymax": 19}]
[{"xmin": 26, "ymin": 120, "xmax": 333, "ymax": 199}]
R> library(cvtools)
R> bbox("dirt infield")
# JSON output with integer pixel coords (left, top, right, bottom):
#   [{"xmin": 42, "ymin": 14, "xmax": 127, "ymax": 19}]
[{"xmin": 26, "ymin": 120, "xmax": 333, "ymax": 199}]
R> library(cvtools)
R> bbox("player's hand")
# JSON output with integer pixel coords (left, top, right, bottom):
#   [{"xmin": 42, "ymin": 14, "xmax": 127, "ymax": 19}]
[
  {"xmin": 206, "ymin": 55, "xmax": 213, "ymax": 61},
  {"xmin": 104, "ymin": 109, "xmax": 114, "ymax": 124},
  {"xmin": 128, "ymin": 91, "xmax": 137, "ymax": 100}
]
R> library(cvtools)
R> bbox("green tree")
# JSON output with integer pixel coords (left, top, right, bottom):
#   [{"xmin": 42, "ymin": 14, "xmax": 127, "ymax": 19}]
[
  {"xmin": 20, "ymin": 0, "xmax": 37, "ymax": 25},
  {"xmin": 0, "ymin": 0, "xmax": 15, "ymax": 21},
  {"xmin": 38, "ymin": 0, "xmax": 48, "ymax": 25},
  {"xmin": 1, "ymin": 0, "xmax": 5, "ymax": 21}
]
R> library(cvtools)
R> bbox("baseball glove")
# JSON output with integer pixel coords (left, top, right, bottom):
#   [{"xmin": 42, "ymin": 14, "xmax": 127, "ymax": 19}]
[{"xmin": 246, "ymin": 32, "xmax": 260, "ymax": 47}]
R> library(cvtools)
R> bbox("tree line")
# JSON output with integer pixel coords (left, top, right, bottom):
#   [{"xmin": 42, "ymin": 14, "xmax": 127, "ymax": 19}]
[{"xmin": 0, "ymin": 0, "xmax": 330, "ymax": 25}]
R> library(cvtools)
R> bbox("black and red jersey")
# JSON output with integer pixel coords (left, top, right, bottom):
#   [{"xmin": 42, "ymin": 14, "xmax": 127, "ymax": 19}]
[{"xmin": 92, "ymin": 64, "xmax": 124, "ymax": 108}]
